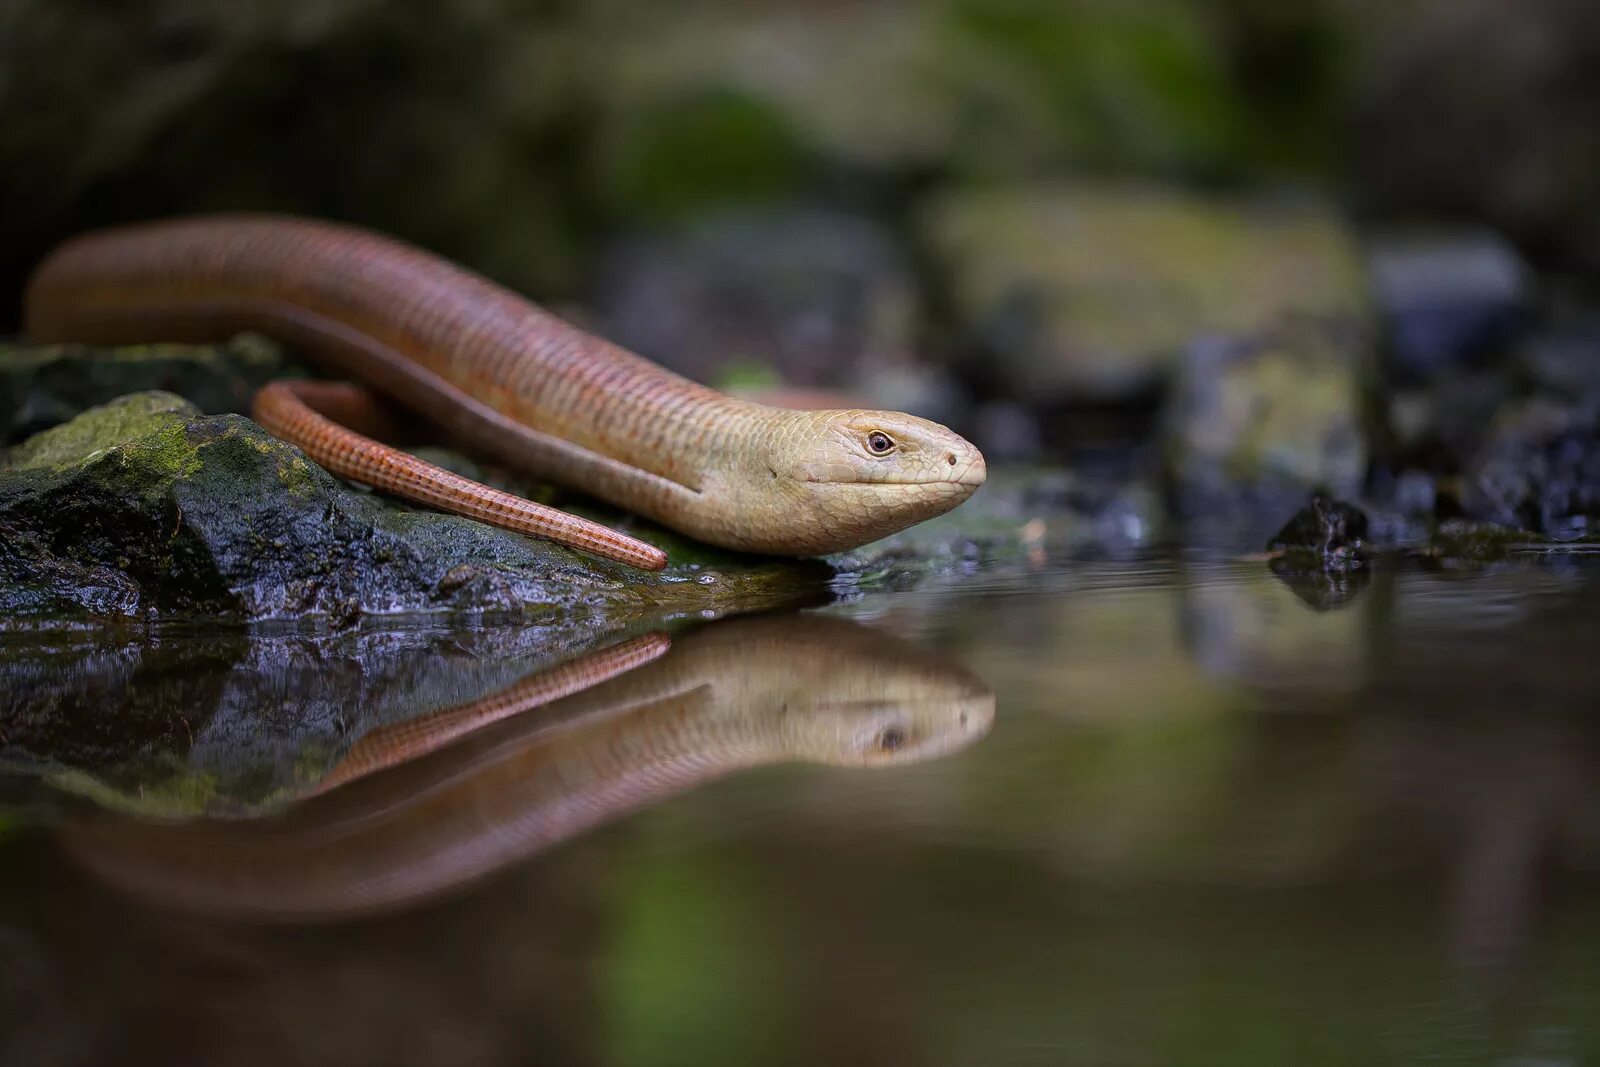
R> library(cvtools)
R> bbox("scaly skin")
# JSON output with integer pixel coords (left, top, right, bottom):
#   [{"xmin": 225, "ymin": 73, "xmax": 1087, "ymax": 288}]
[
  {"xmin": 61, "ymin": 614, "xmax": 996, "ymax": 921},
  {"xmin": 24, "ymin": 215, "xmax": 986, "ymax": 567}
]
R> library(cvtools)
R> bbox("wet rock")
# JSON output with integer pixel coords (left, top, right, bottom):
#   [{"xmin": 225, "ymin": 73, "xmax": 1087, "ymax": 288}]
[
  {"xmin": 829, "ymin": 466, "xmax": 1164, "ymax": 584},
  {"xmin": 1266, "ymin": 494, "xmax": 1368, "ymax": 562},
  {"xmin": 594, "ymin": 211, "xmax": 919, "ymax": 391},
  {"xmin": 921, "ymin": 184, "xmax": 1369, "ymax": 404},
  {"xmin": 1262, "ymin": 494, "xmax": 1374, "ymax": 610},
  {"xmin": 1367, "ymin": 230, "xmax": 1531, "ymax": 382},
  {"xmin": 0, "ymin": 335, "xmax": 295, "ymax": 445},
  {"xmin": 1457, "ymin": 397, "xmax": 1600, "ymax": 535},
  {"xmin": 1166, "ymin": 322, "xmax": 1369, "ymax": 516},
  {"xmin": 1430, "ymin": 518, "xmax": 1545, "ymax": 562},
  {"xmin": 0, "ymin": 391, "xmax": 818, "ymax": 625}
]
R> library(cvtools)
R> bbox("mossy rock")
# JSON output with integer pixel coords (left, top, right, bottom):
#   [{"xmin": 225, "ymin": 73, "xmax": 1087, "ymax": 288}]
[
  {"xmin": 0, "ymin": 391, "xmax": 820, "ymax": 625},
  {"xmin": 921, "ymin": 183, "xmax": 1371, "ymax": 403},
  {"xmin": 0, "ymin": 335, "xmax": 295, "ymax": 444},
  {"xmin": 1166, "ymin": 320, "xmax": 1370, "ymax": 514}
]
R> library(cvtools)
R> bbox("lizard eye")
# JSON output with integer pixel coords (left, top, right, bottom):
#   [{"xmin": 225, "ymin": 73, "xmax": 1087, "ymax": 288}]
[{"xmin": 865, "ymin": 431, "xmax": 895, "ymax": 455}]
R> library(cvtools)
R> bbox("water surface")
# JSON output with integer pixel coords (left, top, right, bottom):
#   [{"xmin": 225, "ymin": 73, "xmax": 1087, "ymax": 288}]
[{"xmin": 4, "ymin": 556, "xmax": 1600, "ymax": 1066}]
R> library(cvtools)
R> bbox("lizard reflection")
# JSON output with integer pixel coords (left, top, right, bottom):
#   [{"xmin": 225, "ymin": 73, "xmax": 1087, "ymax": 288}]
[{"xmin": 62, "ymin": 614, "xmax": 994, "ymax": 921}]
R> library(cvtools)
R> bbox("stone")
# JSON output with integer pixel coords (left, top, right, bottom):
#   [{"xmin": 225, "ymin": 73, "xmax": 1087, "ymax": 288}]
[
  {"xmin": 828, "ymin": 466, "xmax": 1164, "ymax": 583},
  {"xmin": 1265, "ymin": 493, "xmax": 1368, "ymax": 562},
  {"xmin": 1457, "ymin": 396, "xmax": 1600, "ymax": 535},
  {"xmin": 1166, "ymin": 321, "xmax": 1368, "ymax": 517},
  {"xmin": 1430, "ymin": 518, "xmax": 1545, "ymax": 561},
  {"xmin": 920, "ymin": 184, "xmax": 1370, "ymax": 403},
  {"xmin": 0, "ymin": 391, "xmax": 821, "ymax": 625},
  {"xmin": 1367, "ymin": 230, "xmax": 1531, "ymax": 382},
  {"xmin": 0, "ymin": 335, "xmax": 295, "ymax": 445}
]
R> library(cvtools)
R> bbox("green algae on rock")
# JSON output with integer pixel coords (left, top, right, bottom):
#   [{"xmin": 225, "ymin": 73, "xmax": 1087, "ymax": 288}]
[
  {"xmin": 0, "ymin": 391, "xmax": 820, "ymax": 625},
  {"xmin": 0, "ymin": 335, "xmax": 295, "ymax": 444},
  {"xmin": 921, "ymin": 184, "xmax": 1370, "ymax": 403},
  {"xmin": 1166, "ymin": 320, "xmax": 1370, "ymax": 513}
]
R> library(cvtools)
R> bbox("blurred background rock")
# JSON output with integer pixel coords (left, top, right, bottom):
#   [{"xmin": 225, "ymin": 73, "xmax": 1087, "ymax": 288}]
[{"xmin": 4, "ymin": 0, "xmax": 1598, "ymax": 548}]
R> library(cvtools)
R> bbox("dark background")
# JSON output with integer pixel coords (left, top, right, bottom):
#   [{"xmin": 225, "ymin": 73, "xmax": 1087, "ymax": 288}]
[{"xmin": 5, "ymin": 0, "xmax": 1599, "ymax": 534}]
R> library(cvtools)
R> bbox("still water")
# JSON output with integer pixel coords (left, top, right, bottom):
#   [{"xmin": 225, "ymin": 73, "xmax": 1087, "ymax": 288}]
[{"xmin": 3, "ymin": 556, "xmax": 1600, "ymax": 1066}]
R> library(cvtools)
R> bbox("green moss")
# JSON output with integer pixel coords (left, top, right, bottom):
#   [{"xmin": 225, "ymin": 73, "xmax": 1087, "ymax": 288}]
[
  {"xmin": 922, "ymin": 183, "xmax": 1370, "ymax": 401},
  {"xmin": 1430, "ymin": 519, "xmax": 1546, "ymax": 562},
  {"xmin": 943, "ymin": 0, "xmax": 1245, "ymax": 176},
  {"xmin": 0, "ymin": 335, "xmax": 292, "ymax": 444},
  {"xmin": 2, "ymin": 391, "xmax": 200, "ymax": 474},
  {"xmin": 1166, "ymin": 322, "xmax": 1367, "ymax": 500},
  {"xmin": 46, "ymin": 765, "xmax": 221, "ymax": 820},
  {"xmin": 601, "ymin": 89, "xmax": 808, "ymax": 223}
]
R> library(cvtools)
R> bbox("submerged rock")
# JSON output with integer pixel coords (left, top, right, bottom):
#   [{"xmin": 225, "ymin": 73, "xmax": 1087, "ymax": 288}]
[
  {"xmin": 0, "ymin": 391, "xmax": 819, "ymax": 625},
  {"xmin": 921, "ymin": 184, "xmax": 1370, "ymax": 404}
]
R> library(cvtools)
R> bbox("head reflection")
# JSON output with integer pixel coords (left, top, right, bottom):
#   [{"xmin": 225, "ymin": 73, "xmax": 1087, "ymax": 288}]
[{"xmin": 62, "ymin": 614, "xmax": 993, "ymax": 921}]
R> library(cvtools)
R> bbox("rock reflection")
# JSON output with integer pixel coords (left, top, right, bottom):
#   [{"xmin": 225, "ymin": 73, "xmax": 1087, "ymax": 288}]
[
  {"xmin": 1267, "ymin": 554, "xmax": 1374, "ymax": 611},
  {"xmin": 61, "ymin": 614, "xmax": 993, "ymax": 921}
]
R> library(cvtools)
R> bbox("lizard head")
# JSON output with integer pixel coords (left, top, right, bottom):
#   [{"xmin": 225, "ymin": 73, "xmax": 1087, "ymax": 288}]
[{"xmin": 719, "ymin": 408, "xmax": 987, "ymax": 555}]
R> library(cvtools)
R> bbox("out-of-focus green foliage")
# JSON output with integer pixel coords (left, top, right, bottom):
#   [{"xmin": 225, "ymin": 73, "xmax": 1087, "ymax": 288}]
[{"xmin": 599, "ymin": 90, "xmax": 808, "ymax": 224}]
